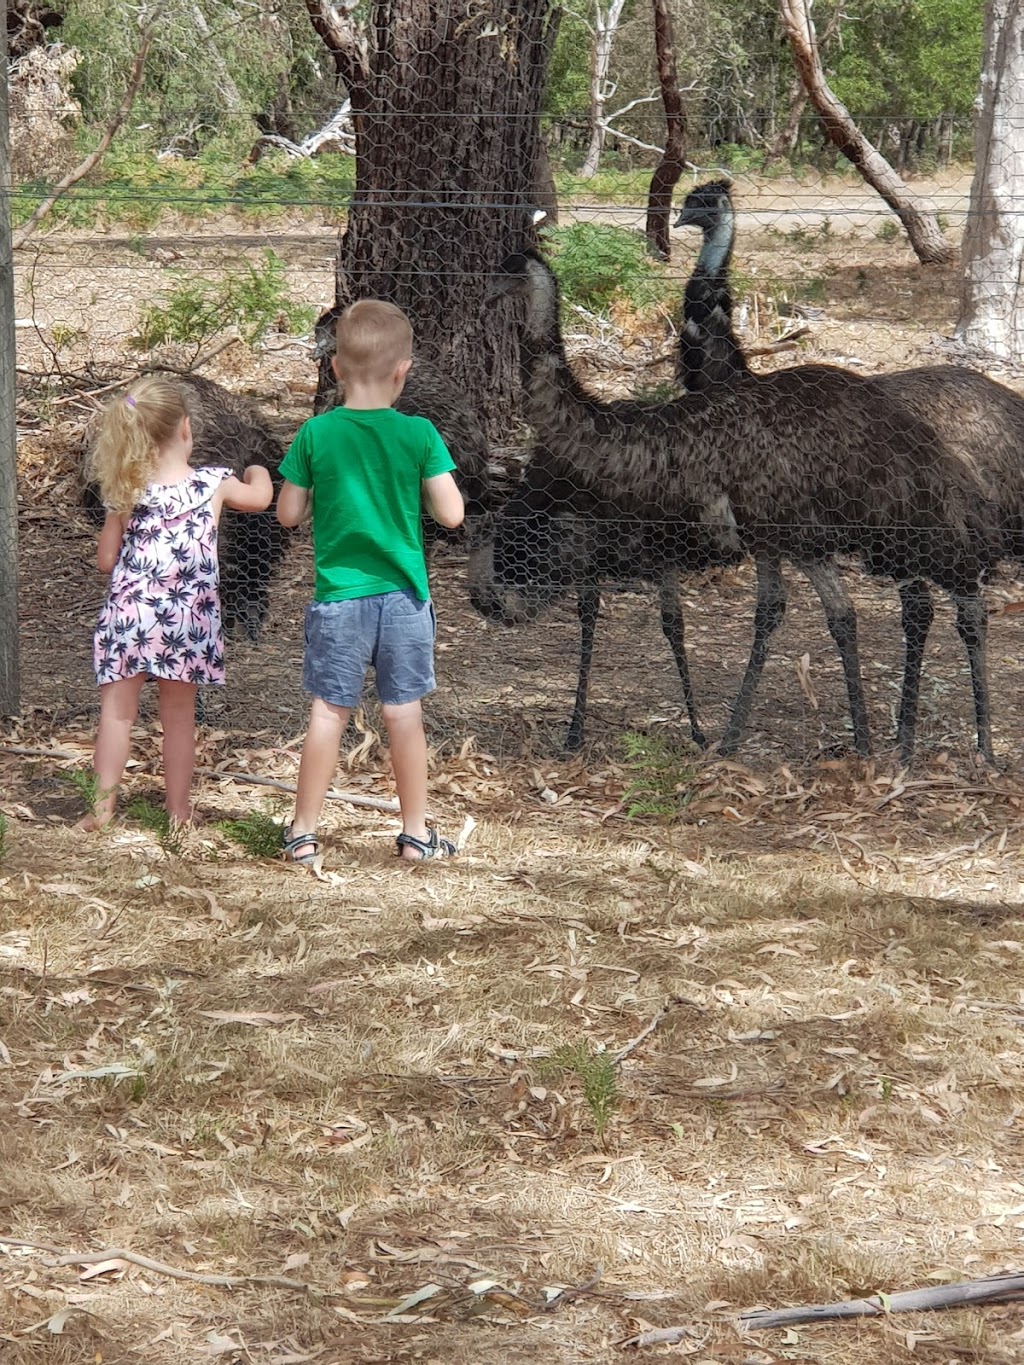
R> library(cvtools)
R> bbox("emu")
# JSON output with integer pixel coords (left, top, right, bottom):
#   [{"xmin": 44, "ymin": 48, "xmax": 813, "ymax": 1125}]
[
  {"xmin": 469, "ymin": 445, "xmax": 738, "ymax": 749},
  {"xmin": 484, "ymin": 249, "xmax": 1001, "ymax": 761},
  {"xmin": 312, "ymin": 306, "xmax": 491, "ymax": 527},
  {"xmin": 676, "ymin": 178, "xmax": 1024, "ymax": 756},
  {"xmin": 81, "ymin": 373, "xmax": 289, "ymax": 644}
]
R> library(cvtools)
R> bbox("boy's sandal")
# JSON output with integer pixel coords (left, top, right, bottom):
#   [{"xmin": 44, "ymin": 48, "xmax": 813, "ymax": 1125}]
[
  {"xmin": 396, "ymin": 828, "xmax": 457, "ymax": 861},
  {"xmin": 282, "ymin": 827, "xmax": 320, "ymax": 865}
]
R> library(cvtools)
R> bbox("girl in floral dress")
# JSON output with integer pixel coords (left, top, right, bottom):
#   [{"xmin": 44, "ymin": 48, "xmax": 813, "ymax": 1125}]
[{"xmin": 76, "ymin": 376, "xmax": 273, "ymax": 830}]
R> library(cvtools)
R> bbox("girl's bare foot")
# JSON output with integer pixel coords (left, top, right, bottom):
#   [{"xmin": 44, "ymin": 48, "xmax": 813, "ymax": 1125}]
[{"xmin": 74, "ymin": 814, "xmax": 112, "ymax": 833}]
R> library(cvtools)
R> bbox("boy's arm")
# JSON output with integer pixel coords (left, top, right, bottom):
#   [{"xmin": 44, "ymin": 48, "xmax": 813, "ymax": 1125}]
[
  {"xmin": 97, "ymin": 512, "xmax": 126, "ymax": 573},
  {"xmin": 422, "ymin": 472, "xmax": 464, "ymax": 529},
  {"xmin": 277, "ymin": 480, "xmax": 312, "ymax": 528}
]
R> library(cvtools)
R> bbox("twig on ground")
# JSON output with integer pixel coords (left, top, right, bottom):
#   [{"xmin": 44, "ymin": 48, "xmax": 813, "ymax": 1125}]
[
  {"xmin": 620, "ymin": 1272, "xmax": 1024, "ymax": 1347},
  {"xmin": 196, "ymin": 767, "xmax": 399, "ymax": 813},
  {"xmin": 612, "ymin": 995, "xmax": 705, "ymax": 1065},
  {"xmin": 0, "ymin": 1238, "xmax": 320, "ymax": 1293}
]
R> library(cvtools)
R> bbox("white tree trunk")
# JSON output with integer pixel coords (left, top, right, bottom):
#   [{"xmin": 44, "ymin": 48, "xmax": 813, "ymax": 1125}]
[
  {"xmin": 956, "ymin": 0, "xmax": 1024, "ymax": 357},
  {"xmin": 579, "ymin": 0, "xmax": 627, "ymax": 180},
  {"xmin": 779, "ymin": 0, "xmax": 954, "ymax": 264}
]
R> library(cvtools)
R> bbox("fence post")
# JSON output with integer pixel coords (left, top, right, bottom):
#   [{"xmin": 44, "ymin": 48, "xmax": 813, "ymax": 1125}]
[{"xmin": 0, "ymin": 14, "xmax": 19, "ymax": 717}]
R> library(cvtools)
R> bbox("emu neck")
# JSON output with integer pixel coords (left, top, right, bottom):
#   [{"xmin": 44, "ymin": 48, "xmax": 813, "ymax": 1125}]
[{"xmin": 696, "ymin": 204, "xmax": 734, "ymax": 286}]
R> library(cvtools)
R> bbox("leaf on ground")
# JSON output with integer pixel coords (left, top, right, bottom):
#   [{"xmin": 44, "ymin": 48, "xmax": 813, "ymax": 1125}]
[
  {"xmin": 79, "ymin": 1257, "xmax": 128, "ymax": 1281},
  {"xmin": 384, "ymin": 1282, "xmax": 445, "ymax": 1319},
  {"xmin": 199, "ymin": 1011, "xmax": 302, "ymax": 1027}
]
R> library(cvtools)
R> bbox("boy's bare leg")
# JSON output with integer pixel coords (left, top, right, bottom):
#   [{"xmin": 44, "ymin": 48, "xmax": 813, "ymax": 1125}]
[
  {"xmin": 76, "ymin": 674, "xmax": 146, "ymax": 830},
  {"xmin": 158, "ymin": 680, "xmax": 199, "ymax": 824},
  {"xmin": 290, "ymin": 696, "xmax": 352, "ymax": 855},
  {"xmin": 381, "ymin": 700, "xmax": 429, "ymax": 858}
]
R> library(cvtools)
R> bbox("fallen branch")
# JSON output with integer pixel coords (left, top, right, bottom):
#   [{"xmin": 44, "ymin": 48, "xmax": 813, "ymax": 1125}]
[
  {"xmin": 13, "ymin": 6, "xmax": 166, "ymax": 249},
  {"xmin": 0, "ymin": 1238, "xmax": 318, "ymax": 1292},
  {"xmin": 621, "ymin": 1271, "xmax": 1024, "ymax": 1347},
  {"xmin": 613, "ymin": 996, "xmax": 704, "ymax": 1065},
  {"xmin": 196, "ymin": 768, "xmax": 399, "ymax": 813}
]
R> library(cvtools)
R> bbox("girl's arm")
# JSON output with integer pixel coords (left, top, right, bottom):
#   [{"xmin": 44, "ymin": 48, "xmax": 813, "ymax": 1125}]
[
  {"xmin": 217, "ymin": 466, "xmax": 274, "ymax": 514},
  {"xmin": 97, "ymin": 512, "xmax": 127, "ymax": 573},
  {"xmin": 277, "ymin": 480, "xmax": 311, "ymax": 528},
  {"xmin": 422, "ymin": 472, "xmax": 465, "ymax": 529}
]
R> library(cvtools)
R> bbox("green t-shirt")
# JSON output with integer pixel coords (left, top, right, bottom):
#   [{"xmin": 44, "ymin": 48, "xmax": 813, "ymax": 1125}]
[{"xmin": 280, "ymin": 407, "xmax": 455, "ymax": 602}]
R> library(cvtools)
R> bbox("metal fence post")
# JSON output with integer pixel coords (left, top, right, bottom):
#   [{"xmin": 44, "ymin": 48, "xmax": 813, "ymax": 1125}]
[{"xmin": 0, "ymin": 12, "xmax": 19, "ymax": 718}]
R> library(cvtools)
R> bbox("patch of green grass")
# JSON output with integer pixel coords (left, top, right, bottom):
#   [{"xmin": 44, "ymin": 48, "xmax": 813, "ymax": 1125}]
[
  {"xmin": 0, "ymin": 812, "xmax": 8, "ymax": 862},
  {"xmin": 621, "ymin": 730, "xmax": 696, "ymax": 818},
  {"xmin": 543, "ymin": 1041, "xmax": 620, "ymax": 1146},
  {"xmin": 875, "ymin": 218, "xmax": 901, "ymax": 243},
  {"xmin": 10, "ymin": 148, "xmax": 357, "ymax": 233},
  {"xmin": 543, "ymin": 222, "xmax": 678, "ymax": 316},
  {"xmin": 125, "ymin": 797, "xmax": 171, "ymax": 838},
  {"xmin": 131, "ymin": 249, "xmax": 315, "ymax": 353},
  {"xmin": 217, "ymin": 808, "xmax": 283, "ymax": 859},
  {"xmin": 62, "ymin": 768, "xmax": 101, "ymax": 816}
]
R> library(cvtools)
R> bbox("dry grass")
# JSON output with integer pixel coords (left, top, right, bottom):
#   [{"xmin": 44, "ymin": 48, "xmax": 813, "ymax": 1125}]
[
  {"xmin": 2, "ymin": 734, "xmax": 1024, "ymax": 1363},
  {"xmin": 5, "ymin": 173, "xmax": 1024, "ymax": 1361}
]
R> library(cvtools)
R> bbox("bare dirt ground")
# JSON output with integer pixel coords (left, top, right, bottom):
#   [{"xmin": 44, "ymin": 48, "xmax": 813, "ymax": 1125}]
[{"xmin": 3, "ymin": 173, "xmax": 1024, "ymax": 1363}]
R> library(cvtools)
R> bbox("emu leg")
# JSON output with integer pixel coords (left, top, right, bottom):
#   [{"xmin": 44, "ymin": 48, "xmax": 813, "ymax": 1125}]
[
  {"xmin": 720, "ymin": 557, "xmax": 787, "ymax": 755},
  {"xmin": 657, "ymin": 569, "xmax": 707, "ymax": 748},
  {"xmin": 895, "ymin": 578, "xmax": 934, "ymax": 761},
  {"xmin": 803, "ymin": 559, "xmax": 870, "ymax": 756},
  {"xmin": 566, "ymin": 583, "xmax": 600, "ymax": 751},
  {"xmin": 952, "ymin": 590, "xmax": 994, "ymax": 764}
]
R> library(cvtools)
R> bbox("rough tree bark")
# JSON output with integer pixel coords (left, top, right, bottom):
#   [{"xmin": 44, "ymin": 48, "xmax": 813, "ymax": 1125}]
[
  {"xmin": 645, "ymin": 0, "xmax": 688, "ymax": 261},
  {"xmin": 308, "ymin": 0, "xmax": 558, "ymax": 433},
  {"xmin": 579, "ymin": 0, "xmax": 627, "ymax": 180},
  {"xmin": 779, "ymin": 0, "xmax": 955, "ymax": 265},
  {"xmin": 956, "ymin": 0, "xmax": 1024, "ymax": 358}
]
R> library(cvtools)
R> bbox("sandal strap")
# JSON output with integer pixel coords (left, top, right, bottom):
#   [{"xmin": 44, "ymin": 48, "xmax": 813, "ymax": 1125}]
[
  {"xmin": 282, "ymin": 828, "xmax": 319, "ymax": 862},
  {"xmin": 396, "ymin": 828, "xmax": 457, "ymax": 859}
]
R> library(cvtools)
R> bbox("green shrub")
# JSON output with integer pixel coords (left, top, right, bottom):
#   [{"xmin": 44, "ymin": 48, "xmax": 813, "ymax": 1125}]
[
  {"xmin": 543, "ymin": 1041, "xmax": 619, "ymax": 1145},
  {"xmin": 0, "ymin": 812, "xmax": 8, "ymax": 862},
  {"xmin": 131, "ymin": 249, "xmax": 315, "ymax": 353},
  {"xmin": 621, "ymin": 730, "xmax": 696, "ymax": 818},
  {"xmin": 217, "ymin": 808, "xmax": 284, "ymax": 859},
  {"xmin": 544, "ymin": 223, "xmax": 674, "ymax": 314}
]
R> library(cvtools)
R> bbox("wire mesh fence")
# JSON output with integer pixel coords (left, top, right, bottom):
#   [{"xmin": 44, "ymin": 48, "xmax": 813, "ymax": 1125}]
[{"xmin": 9, "ymin": 74, "xmax": 1024, "ymax": 772}]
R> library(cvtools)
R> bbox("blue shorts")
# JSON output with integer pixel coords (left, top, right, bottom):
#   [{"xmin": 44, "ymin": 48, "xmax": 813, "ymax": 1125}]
[{"xmin": 302, "ymin": 590, "xmax": 436, "ymax": 708}]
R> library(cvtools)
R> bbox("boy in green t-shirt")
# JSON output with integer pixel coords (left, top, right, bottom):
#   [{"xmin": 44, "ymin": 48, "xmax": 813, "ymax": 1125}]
[{"xmin": 276, "ymin": 300, "xmax": 465, "ymax": 863}]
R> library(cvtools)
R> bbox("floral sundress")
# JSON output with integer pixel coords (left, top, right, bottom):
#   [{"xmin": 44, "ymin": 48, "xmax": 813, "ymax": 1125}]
[{"xmin": 93, "ymin": 466, "xmax": 232, "ymax": 687}]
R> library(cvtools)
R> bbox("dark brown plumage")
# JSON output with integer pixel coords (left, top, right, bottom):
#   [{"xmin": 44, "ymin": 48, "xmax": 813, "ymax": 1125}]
[
  {"xmin": 489, "ymin": 249, "xmax": 1001, "ymax": 759},
  {"xmin": 676, "ymin": 180, "xmax": 1024, "ymax": 757}
]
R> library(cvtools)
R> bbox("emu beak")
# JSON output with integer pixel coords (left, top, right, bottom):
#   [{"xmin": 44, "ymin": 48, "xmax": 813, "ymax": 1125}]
[{"xmin": 675, "ymin": 208, "xmax": 700, "ymax": 228}]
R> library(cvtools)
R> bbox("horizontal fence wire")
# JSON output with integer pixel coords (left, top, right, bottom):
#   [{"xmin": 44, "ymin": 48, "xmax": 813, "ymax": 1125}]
[{"xmin": 8, "ymin": 77, "xmax": 1024, "ymax": 770}]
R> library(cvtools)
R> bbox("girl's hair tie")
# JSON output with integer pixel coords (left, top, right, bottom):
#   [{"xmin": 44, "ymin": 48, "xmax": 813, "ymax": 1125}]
[{"xmin": 125, "ymin": 395, "xmax": 136, "ymax": 409}]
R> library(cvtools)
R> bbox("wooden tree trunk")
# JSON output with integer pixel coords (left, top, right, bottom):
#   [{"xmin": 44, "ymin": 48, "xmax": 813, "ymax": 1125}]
[
  {"xmin": 779, "ymin": 0, "xmax": 955, "ymax": 264},
  {"xmin": 579, "ymin": 0, "xmax": 626, "ymax": 180},
  {"xmin": 645, "ymin": 0, "xmax": 688, "ymax": 261},
  {"xmin": 956, "ymin": 0, "xmax": 1024, "ymax": 358},
  {"xmin": 335, "ymin": 0, "xmax": 557, "ymax": 434}
]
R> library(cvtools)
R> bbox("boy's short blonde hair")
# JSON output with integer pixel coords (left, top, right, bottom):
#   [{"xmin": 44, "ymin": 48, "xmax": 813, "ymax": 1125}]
[{"xmin": 336, "ymin": 299, "xmax": 413, "ymax": 384}]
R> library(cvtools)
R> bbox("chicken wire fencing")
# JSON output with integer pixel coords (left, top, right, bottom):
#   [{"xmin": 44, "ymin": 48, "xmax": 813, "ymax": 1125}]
[{"xmin": 9, "ymin": 67, "xmax": 1024, "ymax": 769}]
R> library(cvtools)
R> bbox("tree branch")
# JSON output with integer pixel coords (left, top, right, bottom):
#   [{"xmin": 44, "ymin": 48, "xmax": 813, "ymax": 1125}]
[{"xmin": 12, "ymin": 5, "xmax": 166, "ymax": 250}]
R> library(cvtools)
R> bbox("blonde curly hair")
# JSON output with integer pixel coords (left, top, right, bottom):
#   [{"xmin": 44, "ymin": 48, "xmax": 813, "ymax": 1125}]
[{"xmin": 88, "ymin": 376, "xmax": 189, "ymax": 515}]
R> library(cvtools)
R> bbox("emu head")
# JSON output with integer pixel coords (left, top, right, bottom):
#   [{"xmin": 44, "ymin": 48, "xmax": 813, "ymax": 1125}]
[
  {"xmin": 466, "ymin": 454, "xmax": 597, "ymax": 626},
  {"xmin": 485, "ymin": 250, "xmax": 559, "ymax": 344},
  {"xmin": 675, "ymin": 180, "xmax": 734, "ymax": 233}
]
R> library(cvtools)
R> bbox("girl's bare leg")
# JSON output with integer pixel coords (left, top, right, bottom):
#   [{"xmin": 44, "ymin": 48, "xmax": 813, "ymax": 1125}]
[
  {"xmin": 157, "ymin": 680, "xmax": 199, "ymax": 823},
  {"xmin": 381, "ymin": 700, "xmax": 429, "ymax": 859},
  {"xmin": 76, "ymin": 674, "xmax": 146, "ymax": 829}
]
